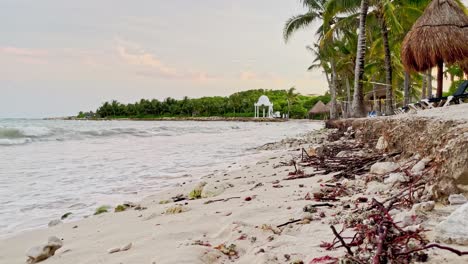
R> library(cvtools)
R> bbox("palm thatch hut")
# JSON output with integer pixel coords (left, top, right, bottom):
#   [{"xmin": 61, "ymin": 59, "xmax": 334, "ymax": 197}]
[
  {"xmin": 401, "ymin": 0, "xmax": 468, "ymax": 98},
  {"xmin": 308, "ymin": 101, "xmax": 329, "ymax": 119},
  {"xmin": 459, "ymin": 59, "xmax": 468, "ymax": 76}
]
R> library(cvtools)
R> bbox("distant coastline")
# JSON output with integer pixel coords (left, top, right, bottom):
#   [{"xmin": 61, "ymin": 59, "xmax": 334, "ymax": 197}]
[{"xmin": 47, "ymin": 116, "xmax": 292, "ymax": 122}]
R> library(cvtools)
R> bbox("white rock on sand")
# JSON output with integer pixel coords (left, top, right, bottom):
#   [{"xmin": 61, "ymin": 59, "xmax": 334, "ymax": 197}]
[
  {"xmin": 435, "ymin": 203, "xmax": 468, "ymax": 245},
  {"xmin": 370, "ymin": 162, "xmax": 399, "ymax": 175},
  {"xmin": 448, "ymin": 194, "xmax": 467, "ymax": 205},
  {"xmin": 201, "ymin": 183, "xmax": 229, "ymax": 198},
  {"xmin": 384, "ymin": 172, "xmax": 408, "ymax": 185},
  {"xmin": 26, "ymin": 236, "xmax": 63, "ymax": 264}
]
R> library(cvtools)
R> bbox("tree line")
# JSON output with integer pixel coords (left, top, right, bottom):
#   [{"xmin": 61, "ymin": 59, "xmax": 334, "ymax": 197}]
[
  {"xmin": 78, "ymin": 89, "xmax": 331, "ymax": 119},
  {"xmin": 284, "ymin": 0, "xmax": 467, "ymax": 118}
]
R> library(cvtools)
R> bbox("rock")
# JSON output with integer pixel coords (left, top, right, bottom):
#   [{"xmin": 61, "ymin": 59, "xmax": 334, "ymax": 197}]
[
  {"xmin": 384, "ymin": 173, "xmax": 408, "ymax": 185},
  {"xmin": 366, "ymin": 182, "xmax": 387, "ymax": 194},
  {"xmin": 411, "ymin": 159, "xmax": 430, "ymax": 175},
  {"xmin": 435, "ymin": 203, "xmax": 468, "ymax": 245},
  {"xmin": 120, "ymin": 242, "xmax": 132, "ymax": 251},
  {"xmin": 48, "ymin": 219, "xmax": 63, "ymax": 227},
  {"xmin": 306, "ymin": 145, "xmax": 324, "ymax": 157},
  {"xmin": 336, "ymin": 150, "xmax": 366, "ymax": 158},
  {"xmin": 26, "ymin": 236, "xmax": 63, "ymax": 263},
  {"xmin": 394, "ymin": 210, "xmax": 423, "ymax": 228},
  {"xmin": 448, "ymin": 194, "xmax": 467, "ymax": 205},
  {"xmin": 108, "ymin": 247, "xmax": 120, "ymax": 254},
  {"xmin": 412, "ymin": 201, "xmax": 435, "ymax": 212},
  {"xmin": 201, "ymin": 183, "xmax": 229, "ymax": 198},
  {"xmin": 375, "ymin": 136, "xmax": 388, "ymax": 151},
  {"xmin": 370, "ymin": 162, "xmax": 399, "ymax": 175}
]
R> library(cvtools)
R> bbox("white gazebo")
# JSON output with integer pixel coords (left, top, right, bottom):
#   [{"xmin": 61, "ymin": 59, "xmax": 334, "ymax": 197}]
[{"xmin": 254, "ymin": 95, "xmax": 274, "ymax": 118}]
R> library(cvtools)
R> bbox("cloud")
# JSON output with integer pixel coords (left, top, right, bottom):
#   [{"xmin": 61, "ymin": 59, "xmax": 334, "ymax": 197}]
[
  {"xmin": 116, "ymin": 41, "xmax": 216, "ymax": 82},
  {"xmin": 117, "ymin": 45, "xmax": 178, "ymax": 78},
  {"xmin": 0, "ymin": 46, "xmax": 48, "ymax": 57}
]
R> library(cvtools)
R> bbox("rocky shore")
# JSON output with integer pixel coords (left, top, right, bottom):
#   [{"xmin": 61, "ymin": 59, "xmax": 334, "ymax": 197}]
[{"xmin": 2, "ymin": 104, "xmax": 468, "ymax": 264}]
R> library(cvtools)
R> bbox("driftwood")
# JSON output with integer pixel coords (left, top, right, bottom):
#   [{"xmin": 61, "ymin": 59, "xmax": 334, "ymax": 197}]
[
  {"xmin": 203, "ymin": 197, "xmax": 241, "ymax": 204},
  {"xmin": 277, "ymin": 219, "xmax": 302, "ymax": 228}
]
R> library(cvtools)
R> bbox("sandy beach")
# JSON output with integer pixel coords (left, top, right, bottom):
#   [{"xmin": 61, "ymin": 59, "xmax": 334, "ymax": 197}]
[{"xmin": 1, "ymin": 105, "xmax": 468, "ymax": 264}]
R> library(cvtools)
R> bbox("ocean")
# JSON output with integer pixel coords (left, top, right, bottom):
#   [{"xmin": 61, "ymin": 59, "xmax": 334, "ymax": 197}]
[{"xmin": 0, "ymin": 119, "xmax": 322, "ymax": 237}]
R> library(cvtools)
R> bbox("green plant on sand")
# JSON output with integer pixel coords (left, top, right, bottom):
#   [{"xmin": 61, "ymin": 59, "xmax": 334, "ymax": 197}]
[{"xmin": 94, "ymin": 205, "xmax": 110, "ymax": 215}]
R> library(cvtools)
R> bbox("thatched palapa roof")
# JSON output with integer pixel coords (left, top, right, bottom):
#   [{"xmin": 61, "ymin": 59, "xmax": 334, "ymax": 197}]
[
  {"xmin": 401, "ymin": 0, "xmax": 468, "ymax": 72},
  {"xmin": 309, "ymin": 101, "xmax": 328, "ymax": 114}
]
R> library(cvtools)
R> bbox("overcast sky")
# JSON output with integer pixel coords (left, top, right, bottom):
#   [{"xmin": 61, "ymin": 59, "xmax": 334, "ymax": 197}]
[
  {"xmin": 2, "ymin": 0, "xmax": 466, "ymax": 118},
  {"xmin": 0, "ymin": 0, "xmax": 327, "ymax": 118}
]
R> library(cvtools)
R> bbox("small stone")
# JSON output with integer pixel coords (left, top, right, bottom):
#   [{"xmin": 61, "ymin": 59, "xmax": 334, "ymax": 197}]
[
  {"xmin": 375, "ymin": 136, "xmax": 388, "ymax": 151},
  {"xmin": 384, "ymin": 173, "xmax": 408, "ymax": 185},
  {"xmin": 201, "ymin": 183, "xmax": 230, "ymax": 198},
  {"xmin": 120, "ymin": 242, "xmax": 132, "ymax": 251},
  {"xmin": 366, "ymin": 182, "xmax": 387, "ymax": 194},
  {"xmin": 411, "ymin": 159, "xmax": 429, "ymax": 175},
  {"xmin": 107, "ymin": 247, "xmax": 120, "ymax": 254},
  {"xmin": 412, "ymin": 201, "xmax": 435, "ymax": 212},
  {"xmin": 448, "ymin": 194, "xmax": 467, "ymax": 205},
  {"xmin": 370, "ymin": 162, "xmax": 399, "ymax": 175},
  {"xmin": 48, "ymin": 220, "xmax": 63, "ymax": 227}
]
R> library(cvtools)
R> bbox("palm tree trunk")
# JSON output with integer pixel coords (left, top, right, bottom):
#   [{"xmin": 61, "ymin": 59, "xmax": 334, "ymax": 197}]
[
  {"xmin": 330, "ymin": 58, "xmax": 338, "ymax": 119},
  {"xmin": 346, "ymin": 77, "xmax": 351, "ymax": 118},
  {"xmin": 437, "ymin": 61, "xmax": 443, "ymax": 98},
  {"xmin": 351, "ymin": 0, "xmax": 370, "ymax": 118},
  {"xmin": 373, "ymin": 82, "xmax": 378, "ymax": 112},
  {"xmin": 404, "ymin": 71, "xmax": 410, "ymax": 106},
  {"xmin": 379, "ymin": 15, "xmax": 393, "ymax": 115},
  {"xmin": 421, "ymin": 73, "xmax": 427, "ymax": 99},
  {"xmin": 427, "ymin": 69, "xmax": 433, "ymax": 98}
]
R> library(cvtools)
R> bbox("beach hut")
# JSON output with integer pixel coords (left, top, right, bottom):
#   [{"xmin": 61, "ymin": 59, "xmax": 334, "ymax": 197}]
[
  {"xmin": 365, "ymin": 85, "xmax": 387, "ymax": 113},
  {"xmin": 308, "ymin": 101, "xmax": 329, "ymax": 119},
  {"xmin": 401, "ymin": 0, "xmax": 468, "ymax": 98}
]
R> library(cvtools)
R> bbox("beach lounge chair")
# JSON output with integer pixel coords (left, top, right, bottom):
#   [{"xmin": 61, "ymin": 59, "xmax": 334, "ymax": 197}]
[{"xmin": 420, "ymin": 80, "xmax": 468, "ymax": 108}]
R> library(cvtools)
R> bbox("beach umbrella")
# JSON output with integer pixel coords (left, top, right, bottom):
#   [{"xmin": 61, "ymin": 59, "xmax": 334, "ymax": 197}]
[
  {"xmin": 309, "ymin": 101, "xmax": 329, "ymax": 115},
  {"xmin": 401, "ymin": 0, "xmax": 468, "ymax": 98}
]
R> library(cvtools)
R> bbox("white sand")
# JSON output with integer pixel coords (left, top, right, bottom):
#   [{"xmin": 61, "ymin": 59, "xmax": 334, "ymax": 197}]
[{"xmin": 1, "ymin": 106, "xmax": 468, "ymax": 263}]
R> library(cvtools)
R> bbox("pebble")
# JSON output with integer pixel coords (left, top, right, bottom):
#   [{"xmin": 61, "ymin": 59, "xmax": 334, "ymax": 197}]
[{"xmin": 448, "ymin": 194, "xmax": 467, "ymax": 205}]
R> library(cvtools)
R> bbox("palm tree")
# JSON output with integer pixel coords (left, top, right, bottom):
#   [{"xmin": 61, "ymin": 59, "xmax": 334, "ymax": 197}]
[
  {"xmin": 351, "ymin": 0, "xmax": 370, "ymax": 117},
  {"xmin": 286, "ymin": 87, "xmax": 298, "ymax": 118},
  {"xmin": 283, "ymin": 0, "xmax": 328, "ymax": 42},
  {"xmin": 307, "ymin": 44, "xmax": 339, "ymax": 119}
]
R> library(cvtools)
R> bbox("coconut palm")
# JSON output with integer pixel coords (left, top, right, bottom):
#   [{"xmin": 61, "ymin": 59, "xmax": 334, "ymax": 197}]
[
  {"xmin": 350, "ymin": 0, "xmax": 370, "ymax": 117},
  {"xmin": 283, "ymin": 0, "xmax": 328, "ymax": 42},
  {"xmin": 286, "ymin": 87, "xmax": 299, "ymax": 118}
]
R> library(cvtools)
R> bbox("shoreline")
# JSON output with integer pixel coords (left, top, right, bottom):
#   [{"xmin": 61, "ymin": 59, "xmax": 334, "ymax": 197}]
[
  {"xmin": 2, "ymin": 105, "xmax": 468, "ymax": 264},
  {"xmin": 46, "ymin": 117, "xmax": 294, "ymax": 122}
]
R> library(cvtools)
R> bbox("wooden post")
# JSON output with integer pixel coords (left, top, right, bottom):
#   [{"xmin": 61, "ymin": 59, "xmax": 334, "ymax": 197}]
[{"xmin": 437, "ymin": 61, "xmax": 443, "ymax": 98}]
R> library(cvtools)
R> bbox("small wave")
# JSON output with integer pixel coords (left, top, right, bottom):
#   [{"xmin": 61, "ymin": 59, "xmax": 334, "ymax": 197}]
[
  {"xmin": 0, "ymin": 138, "xmax": 32, "ymax": 145},
  {"xmin": 0, "ymin": 125, "xmax": 179, "ymax": 146},
  {"xmin": 0, "ymin": 127, "xmax": 52, "ymax": 139}
]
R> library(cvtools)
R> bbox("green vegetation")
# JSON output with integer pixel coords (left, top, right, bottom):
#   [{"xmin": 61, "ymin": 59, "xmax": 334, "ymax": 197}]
[
  {"xmin": 60, "ymin": 212, "xmax": 72, "ymax": 220},
  {"xmin": 283, "ymin": 0, "xmax": 467, "ymax": 118},
  {"xmin": 78, "ymin": 89, "xmax": 331, "ymax": 120},
  {"xmin": 94, "ymin": 205, "xmax": 110, "ymax": 215},
  {"xmin": 114, "ymin": 205, "xmax": 128, "ymax": 213}
]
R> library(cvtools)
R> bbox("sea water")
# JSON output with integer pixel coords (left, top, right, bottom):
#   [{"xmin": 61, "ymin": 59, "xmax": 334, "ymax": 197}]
[{"xmin": 0, "ymin": 119, "xmax": 322, "ymax": 237}]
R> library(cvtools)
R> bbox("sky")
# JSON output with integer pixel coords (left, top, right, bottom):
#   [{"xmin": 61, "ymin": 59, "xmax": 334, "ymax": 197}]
[{"xmin": 0, "ymin": 0, "xmax": 326, "ymax": 118}]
